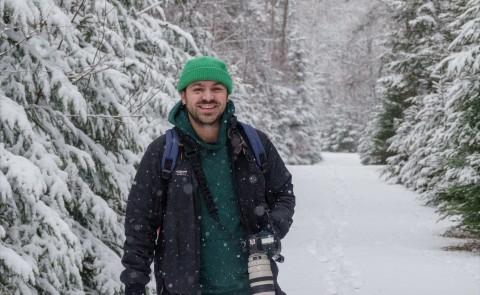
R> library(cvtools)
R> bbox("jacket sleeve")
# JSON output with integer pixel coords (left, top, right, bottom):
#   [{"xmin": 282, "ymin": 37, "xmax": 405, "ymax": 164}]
[
  {"xmin": 120, "ymin": 138, "xmax": 164, "ymax": 291},
  {"xmin": 261, "ymin": 134, "xmax": 295, "ymax": 239}
]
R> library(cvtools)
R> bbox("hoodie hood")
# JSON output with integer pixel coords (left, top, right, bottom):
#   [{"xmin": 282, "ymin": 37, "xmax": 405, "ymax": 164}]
[{"xmin": 168, "ymin": 100, "xmax": 235, "ymax": 150}]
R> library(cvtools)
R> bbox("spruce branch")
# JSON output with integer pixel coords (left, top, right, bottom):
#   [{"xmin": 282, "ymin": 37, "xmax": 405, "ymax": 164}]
[
  {"xmin": 25, "ymin": 105, "xmax": 142, "ymax": 120},
  {"xmin": 0, "ymin": 4, "xmax": 57, "ymax": 58},
  {"xmin": 0, "ymin": 28, "xmax": 42, "ymax": 58},
  {"xmin": 124, "ymin": 55, "xmax": 167, "ymax": 114},
  {"xmin": 124, "ymin": 59, "xmax": 154, "ymax": 110},
  {"xmin": 85, "ymin": 1, "xmax": 111, "ymax": 88},
  {"xmin": 58, "ymin": 0, "xmax": 87, "ymax": 50},
  {"xmin": 157, "ymin": 20, "xmax": 200, "ymax": 54},
  {"xmin": 136, "ymin": 3, "xmax": 166, "ymax": 20},
  {"xmin": 70, "ymin": 63, "xmax": 113, "ymax": 83},
  {"xmin": 64, "ymin": 114, "xmax": 143, "ymax": 119},
  {"xmin": 130, "ymin": 87, "xmax": 164, "ymax": 115}
]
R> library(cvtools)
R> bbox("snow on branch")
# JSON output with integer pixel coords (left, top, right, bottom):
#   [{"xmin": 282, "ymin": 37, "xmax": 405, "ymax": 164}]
[{"xmin": 158, "ymin": 20, "xmax": 200, "ymax": 55}]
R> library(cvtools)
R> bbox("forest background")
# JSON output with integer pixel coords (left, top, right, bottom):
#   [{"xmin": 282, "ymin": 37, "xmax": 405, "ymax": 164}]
[{"xmin": 0, "ymin": 0, "xmax": 479, "ymax": 294}]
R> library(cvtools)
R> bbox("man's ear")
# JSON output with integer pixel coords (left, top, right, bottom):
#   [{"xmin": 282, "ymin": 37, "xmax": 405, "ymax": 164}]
[{"xmin": 180, "ymin": 91, "xmax": 186, "ymax": 105}]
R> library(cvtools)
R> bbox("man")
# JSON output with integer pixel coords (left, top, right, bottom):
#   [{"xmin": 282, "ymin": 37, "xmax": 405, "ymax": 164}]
[{"xmin": 120, "ymin": 56, "xmax": 295, "ymax": 295}]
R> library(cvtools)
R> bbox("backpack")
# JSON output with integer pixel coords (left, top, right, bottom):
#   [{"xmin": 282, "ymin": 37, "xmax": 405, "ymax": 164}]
[{"xmin": 161, "ymin": 122, "xmax": 267, "ymax": 179}]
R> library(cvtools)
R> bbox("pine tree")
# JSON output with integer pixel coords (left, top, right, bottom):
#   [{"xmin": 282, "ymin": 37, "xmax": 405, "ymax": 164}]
[
  {"xmin": 263, "ymin": 0, "xmax": 322, "ymax": 164},
  {"xmin": 384, "ymin": 0, "xmax": 448, "ymax": 182},
  {"xmin": 433, "ymin": 0, "xmax": 480, "ymax": 234},
  {"xmin": 361, "ymin": 0, "xmax": 480, "ymax": 235},
  {"xmin": 321, "ymin": 109, "xmax": 362, "ymax": 153},
  {"xmin": 0, "ymin": 0, "xmax": 197, "ymax": 293},
  {"xmin": 361, "ymin": 0, "xmax": 435, "ymax": 164}
]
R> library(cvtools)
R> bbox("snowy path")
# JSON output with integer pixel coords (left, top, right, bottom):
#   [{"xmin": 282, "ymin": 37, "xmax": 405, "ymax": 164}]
[{"xmin": 278, "ymin": 153, "xmax": 480, "ymax": 295}]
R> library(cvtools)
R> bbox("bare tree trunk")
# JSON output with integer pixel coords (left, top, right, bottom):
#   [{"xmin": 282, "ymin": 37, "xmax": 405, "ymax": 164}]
[
  {"xmin": 243, "ymin": 27, "xmax": 250, "ymax": 82},
  {"xmin": 280, "ymin": 0, "xmax": 289, "ymax": 63},
  {"xmin": 270, "ymin": 0, "xmax": 277, "ymax": 63},
  {"xmin": 271, "ymin": 0, "xmax": 277, "ymax": 36}
]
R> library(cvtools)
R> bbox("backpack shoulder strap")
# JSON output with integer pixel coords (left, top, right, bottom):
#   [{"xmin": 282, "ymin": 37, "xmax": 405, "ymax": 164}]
[
  {"xmin": 238, "ymin": 122, "xmax": 268, "ymax": 173},
  {"xmin": 161, "ymin": 128, "xmax": 180, "ymax": 179},
  {"xmin": 161, "ymin": 124, "xmax": 267, "ymax": 174},
  {"xmin": 154, "ymin": 128, "xmax": 179, "ymax": 231}
]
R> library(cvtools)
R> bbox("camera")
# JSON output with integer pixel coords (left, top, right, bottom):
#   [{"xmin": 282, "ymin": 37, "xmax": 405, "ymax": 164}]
[{"xmin": 247, "ymin": 230, "xmax": 283, "ymax": 295}]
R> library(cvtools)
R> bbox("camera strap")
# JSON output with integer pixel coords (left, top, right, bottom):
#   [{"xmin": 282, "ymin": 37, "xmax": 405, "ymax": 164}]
[{"xmin": 178, "ymin": 130, "xmax": 244, "ymax": 246}]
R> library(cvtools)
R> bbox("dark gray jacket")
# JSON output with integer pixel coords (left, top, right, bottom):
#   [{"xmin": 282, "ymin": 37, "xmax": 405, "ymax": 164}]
[{"xmin": 120, "ymin": 124, "xmax": 295, "ymax": 295}]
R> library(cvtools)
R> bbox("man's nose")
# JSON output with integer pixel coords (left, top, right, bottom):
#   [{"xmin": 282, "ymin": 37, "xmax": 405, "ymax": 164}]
[{"xmin": 202, "ymin": 89, "xmax": 214, "ymax": 100}]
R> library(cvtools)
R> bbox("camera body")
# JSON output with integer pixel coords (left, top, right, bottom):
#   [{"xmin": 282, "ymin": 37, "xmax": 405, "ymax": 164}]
[{"xmin": 247, "ymin": 231, "xmax": 282, "ymax": 259}]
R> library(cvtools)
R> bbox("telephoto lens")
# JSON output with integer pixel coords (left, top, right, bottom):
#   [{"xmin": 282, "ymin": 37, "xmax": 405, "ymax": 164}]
[{"xmin": 247, "ymin": 233, "xmax": 276, "ymax": 295}]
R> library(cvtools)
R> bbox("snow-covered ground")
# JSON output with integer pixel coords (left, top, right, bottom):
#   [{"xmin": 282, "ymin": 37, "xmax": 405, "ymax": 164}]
[{"xmin": 279, "ymin": 153, "xmax": 480, "ymax": 295}]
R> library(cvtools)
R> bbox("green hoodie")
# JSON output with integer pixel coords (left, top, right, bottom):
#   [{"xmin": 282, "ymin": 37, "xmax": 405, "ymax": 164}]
[{"xmin": 168, "ymin": 101, "xmax": 249, "ymax": 295}]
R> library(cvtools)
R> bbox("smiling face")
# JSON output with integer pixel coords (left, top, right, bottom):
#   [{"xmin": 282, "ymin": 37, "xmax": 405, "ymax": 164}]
[{"xmin": 181, "ymin": 80, "xmax": 228, "ymax": 128}]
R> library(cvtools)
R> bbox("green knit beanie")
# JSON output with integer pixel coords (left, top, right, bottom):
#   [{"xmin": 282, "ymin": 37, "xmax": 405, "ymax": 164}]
[{"xmin": 177, "ymin": 56, "xmax": 233, "ymax": 95}]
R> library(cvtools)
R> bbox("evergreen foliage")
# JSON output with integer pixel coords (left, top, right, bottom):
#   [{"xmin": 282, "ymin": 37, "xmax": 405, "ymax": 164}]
[
  {"xmin": 384, "ymin": 0, "xmax": 447, "ymax": 179},
  {"xmin": 320, "ymin": 109, "xmax": 361, "ymax": 153},
  {"xmin": 433, "ymin": 0, "xmax": 480, "ymax": 234},
  {"xmin": 361, "ymin": 0, "xmax": 480, "ymax": 236},
  {"xmin": 437, "ymin": 184, "xmax": 480, "ymax": 234},
  {"xmin": 362, "ymin": 0, "xmax": 438, "ymax": 164},
  {"xmin": 0, "ymin": 0, "xmax": 194, "ymax": 293}
]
